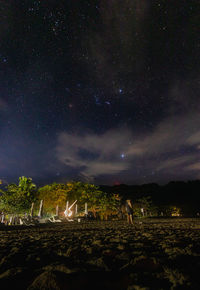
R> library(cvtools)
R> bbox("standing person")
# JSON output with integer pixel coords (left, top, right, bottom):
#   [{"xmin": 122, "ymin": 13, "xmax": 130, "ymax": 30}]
[{"xmin": 126, "ymin": 199, "xmax": 133, "ymax": 224}]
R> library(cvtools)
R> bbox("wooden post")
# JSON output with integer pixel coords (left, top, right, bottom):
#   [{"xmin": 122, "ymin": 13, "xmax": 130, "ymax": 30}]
[
  {"xmin": 85, "ymin": 203, "xmax": 88, "ymax": 215},
  {"xmin": 65, "ymin": 201, "xmax": 69, "ymax": 216},
  {"xmin": 1, "ymin": 213, "xmax": 4, "ymax": 223},
  {"xmin": 38, "ymin": 200, "xmax": 43, "ymax": 218},
  {"xmin": 75, "ymin": 204, "xmax": 78, "ymax": 215},
  {"xmin": 30, "ymin": 202, "xmax": 34, "ymax": 217},
  {"xmin": 56, "ymin": 205, "xmax": 59, "ymax": 216},
  {"xmin": 9, "ymin": 215, "xmax": 13, "ymax": 225}
]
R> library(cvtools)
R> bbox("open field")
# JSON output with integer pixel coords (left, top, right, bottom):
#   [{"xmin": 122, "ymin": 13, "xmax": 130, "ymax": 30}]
[{"xmin": 0, "ymin": 218, "xmax": 200, "ymax": 289}]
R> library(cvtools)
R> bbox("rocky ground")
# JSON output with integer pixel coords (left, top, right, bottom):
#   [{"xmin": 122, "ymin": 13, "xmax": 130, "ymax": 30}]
[{"xmin": 0, "ymin": 218, "xmax": 200, "ymax": 289}]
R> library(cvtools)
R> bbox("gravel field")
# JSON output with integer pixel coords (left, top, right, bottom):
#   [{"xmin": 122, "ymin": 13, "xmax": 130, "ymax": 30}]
[{"xmin": 0, "ymin": 218, "xmax": 200, "ymax": 289}]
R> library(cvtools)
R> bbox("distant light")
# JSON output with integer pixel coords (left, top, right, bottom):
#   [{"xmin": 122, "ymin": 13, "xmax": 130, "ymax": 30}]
[
  {"xmin": 119, "ymin": 88, "xmax": 123, "ymax": 94},
  {"xmin": 121, "ymin": 153, "xmax": 125, "ymax": 158}
]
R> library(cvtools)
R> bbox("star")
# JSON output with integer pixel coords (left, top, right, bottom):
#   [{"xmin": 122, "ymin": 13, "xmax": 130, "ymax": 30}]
[
  {"xmin": 0, "ymin": 0, "xmax": 198, "ymax": 187},
  {"xmin": 105, "ymin": 101, "xmax": 111, "ymax": 105},
  {"xmin": 94, "ymin": 95, "xmax": 101, "ymax": 105},
  {"xmin": 1, "ymin": 56, "xmax": 7, "ymax": 63}
]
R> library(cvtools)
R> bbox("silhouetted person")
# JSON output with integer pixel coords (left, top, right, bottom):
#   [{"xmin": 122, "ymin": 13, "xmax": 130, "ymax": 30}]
[{"xmin": 125, "ymin": 199, "xmax": 133, "ymax": 224}]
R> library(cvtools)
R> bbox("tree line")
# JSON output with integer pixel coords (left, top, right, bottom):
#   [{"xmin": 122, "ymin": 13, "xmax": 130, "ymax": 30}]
[
  {"xmin": 0, "ymin": 176, "xmax": 119, "ymax": 220},
  {"xmin": 1, "ymin": 177, "xmax": 199, "ymax": 218}
]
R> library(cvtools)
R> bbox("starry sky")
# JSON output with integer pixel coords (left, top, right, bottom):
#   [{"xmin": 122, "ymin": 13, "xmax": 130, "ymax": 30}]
[{"xmin": 0, "ymin": 0, "xmax": 200, "ymax": 185}]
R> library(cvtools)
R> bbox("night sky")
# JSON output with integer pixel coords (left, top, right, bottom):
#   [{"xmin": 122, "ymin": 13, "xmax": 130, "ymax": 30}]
[{"xmin": 0, "ymin": 0, "xmax": 200, "ymax": 185}]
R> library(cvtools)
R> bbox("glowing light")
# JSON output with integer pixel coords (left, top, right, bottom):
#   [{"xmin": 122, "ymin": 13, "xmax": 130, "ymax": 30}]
[
  {"xmin": 64, "ymin": 209, "xmax": 72, "ymax": 217},
  {"xmin": 64, "ymin": 200, "xmax": 77, "ymax": 217}
]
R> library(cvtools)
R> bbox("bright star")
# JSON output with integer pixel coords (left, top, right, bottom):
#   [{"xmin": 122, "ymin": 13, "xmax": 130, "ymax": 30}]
[{"xmin": 105, "ymin": 101, "xmax": 111, "ymax": 105}]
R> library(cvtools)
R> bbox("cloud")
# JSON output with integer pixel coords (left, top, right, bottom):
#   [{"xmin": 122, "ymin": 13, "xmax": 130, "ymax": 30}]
[
  {"xmin": 168, "ymin": 78, "xmax": 200, "ymax": 111},
  {"xmin": 132, "ymin": 111, "xmax": 200, "ymax": 156},
  {"xmin": 157, "ymin": 155, "xmax": 196, "ymax": 171},
  {"xmin": 56, "ymin": 129, "xmax": 131, "ymax": 181},
  {"xmin": 187, "ymin": 131, "xmax": 200, "ymax": 146},
  {"xmin": 56, "ymin": 110, "xmax": 200, "ymax": 182},
  {"xmin": 186, "ymin": 163, "xmax": 200, "ymax": 171}
]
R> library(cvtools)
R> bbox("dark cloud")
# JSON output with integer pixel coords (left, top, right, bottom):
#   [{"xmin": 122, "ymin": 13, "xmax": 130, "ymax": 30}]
[
  {"xmin": 56, "ymin": 129, "xmax": 131, "ymax": 181},
  {"xmin": 56, "ymin": 108, "xmax": 200, "ymax": 183}
]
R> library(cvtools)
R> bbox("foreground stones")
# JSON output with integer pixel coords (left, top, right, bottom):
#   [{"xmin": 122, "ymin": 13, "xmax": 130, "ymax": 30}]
[{"xmin": 0, "ymin": 219, "xmax": 200, "ymax": 289}]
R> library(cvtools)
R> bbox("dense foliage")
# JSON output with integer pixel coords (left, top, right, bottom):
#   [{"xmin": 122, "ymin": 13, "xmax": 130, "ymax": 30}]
[
  {"xmin": 0, "ymin": 176, "xmax": 37, "ymax": 214},
  {"xmin": 38, "ymin": 181, "xmax": 120, "ymax": 218},
  {"xmin": 2, "ymin": 177, "xmax": 197, "ymax": 217},
  {"xmin": 0, "ymin": 178, "xmax": 119, "ymax": 218}
]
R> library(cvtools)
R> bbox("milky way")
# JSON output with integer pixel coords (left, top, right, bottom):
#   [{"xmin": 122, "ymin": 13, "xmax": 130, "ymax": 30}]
[{"xmin": 0, "ymin": 0, "xmax": 199, "ymax": 185}]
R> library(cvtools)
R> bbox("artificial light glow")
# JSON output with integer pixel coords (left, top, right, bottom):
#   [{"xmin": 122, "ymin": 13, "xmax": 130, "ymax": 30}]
[
  {"xmin": 64, "ymin": 209, "xmax": 73, "ymax": 217},
  {"xmin": 64, "ymin": 200, "xmax": 77, "ymax": 217}
]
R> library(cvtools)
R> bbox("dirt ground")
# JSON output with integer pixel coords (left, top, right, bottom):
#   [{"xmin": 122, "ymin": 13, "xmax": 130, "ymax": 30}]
[{"xmin": 0, "ymin": 218, "xmax": 200, "ymax": 289}]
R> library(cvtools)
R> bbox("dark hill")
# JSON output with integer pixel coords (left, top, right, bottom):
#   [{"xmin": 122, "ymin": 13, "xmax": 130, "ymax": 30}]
[{"xmin": 100, "ymin": 180, "xmax": 200, "ymax": 213}]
